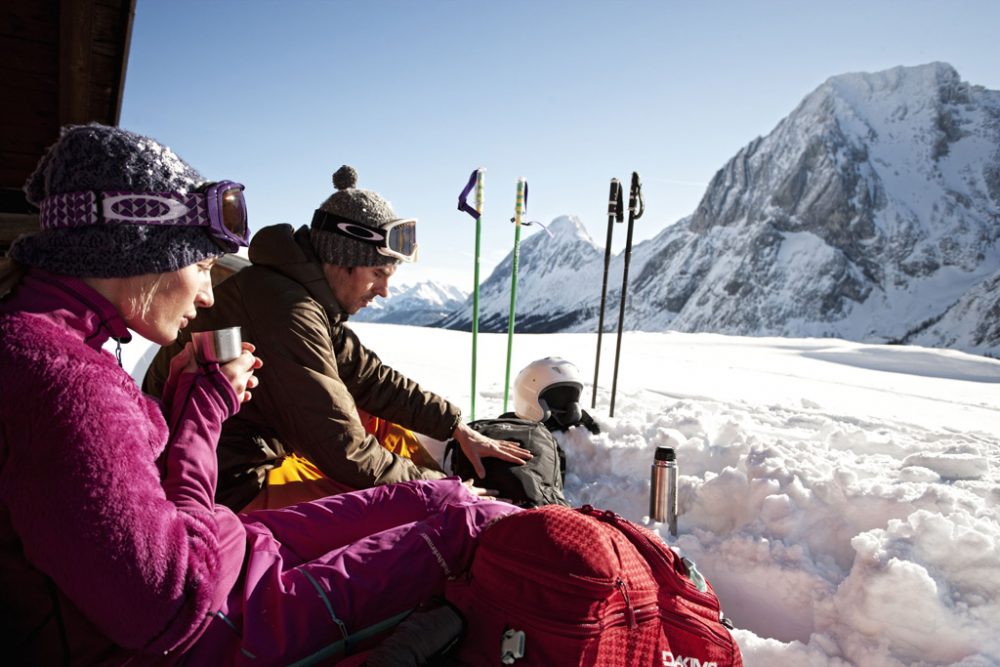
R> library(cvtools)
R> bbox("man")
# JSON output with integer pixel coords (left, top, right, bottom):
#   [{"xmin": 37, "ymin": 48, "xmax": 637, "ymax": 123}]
[{"xmin": 144, "ymin": 165, "xmax": 530, "ymax": 511}]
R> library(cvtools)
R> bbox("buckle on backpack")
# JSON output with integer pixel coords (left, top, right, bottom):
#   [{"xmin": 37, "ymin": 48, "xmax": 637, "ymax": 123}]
[{"xmin": 500, "ymin": 628, "xmax": 525, "ymax": 664}]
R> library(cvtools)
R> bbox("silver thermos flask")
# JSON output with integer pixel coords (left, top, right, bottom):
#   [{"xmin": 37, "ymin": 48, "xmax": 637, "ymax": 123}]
[{"xmin": 649, "ymin": 446, "xmax": 678, "ymax": 536}]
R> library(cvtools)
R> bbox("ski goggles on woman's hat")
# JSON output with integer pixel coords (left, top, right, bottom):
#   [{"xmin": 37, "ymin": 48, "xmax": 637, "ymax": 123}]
[
  {"xmin": 310, "ymin": 210, "xmax": 418, "ymax": 262},
  {"xmin": 38, "ymin": 180, "xmax": 250, "ymax": 251}
]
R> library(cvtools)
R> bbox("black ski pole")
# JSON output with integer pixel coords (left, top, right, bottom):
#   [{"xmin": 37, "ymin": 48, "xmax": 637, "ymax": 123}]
[
  {"xmin": 592, "ymin": 178, "xmax": 624, "ymax": 409},
  {"xmin": 609, "ymin": 171, "xmax": 644, "ymax": 417}
]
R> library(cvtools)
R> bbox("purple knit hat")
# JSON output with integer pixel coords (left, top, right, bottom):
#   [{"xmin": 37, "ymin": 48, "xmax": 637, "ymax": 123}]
[{"xmin": 9, "ymin": 124, "xmax": 223, "ymax": 278}]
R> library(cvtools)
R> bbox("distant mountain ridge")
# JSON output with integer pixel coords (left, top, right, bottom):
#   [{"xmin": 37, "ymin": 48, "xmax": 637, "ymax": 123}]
[
  {"xmin": 437, "ymin": 215, "xmax": 604, "ymax": 332},
  {"xmin": 375, "ymin": 63, "xmax": 1000, "ymax": 356},
  {"xmin": 350, "ymin": 280, "xmax": 466, "ymax": 326}
]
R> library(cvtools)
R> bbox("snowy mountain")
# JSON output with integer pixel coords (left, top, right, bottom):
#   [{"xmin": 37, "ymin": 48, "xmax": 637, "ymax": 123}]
[
  {"xmin": 437, "ymin": 215, "xmax": 605, "ymax": 332},
  {"xmin": 638, "ymin": 62, "xmax": 1000, "ymax": 344},
  {"xmin": 439, "ymin": 63, "xmax": 1000, "ymax": 356},
  {"xmin": 908, "ymin": 268, "xmax": 1000, "ymax": 355},
  {"xmin": 349, "ymin": 280, "xmax": 467, "ymax": 326}
]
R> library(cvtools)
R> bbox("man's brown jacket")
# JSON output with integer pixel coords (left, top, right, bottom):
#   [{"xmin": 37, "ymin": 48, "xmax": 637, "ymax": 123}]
[{"xmin": 144, "ymin": 224, "xmax": 457, "ymax": 510}]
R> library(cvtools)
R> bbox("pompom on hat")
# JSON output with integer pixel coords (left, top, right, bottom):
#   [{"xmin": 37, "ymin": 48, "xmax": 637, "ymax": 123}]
[
  {"xmin": 309, "ymin": 165, "xmax": 408, "ymax": 267},
  {"xmin": 9, "ymin": 123, "xmax": 225, "ymax": 278}
]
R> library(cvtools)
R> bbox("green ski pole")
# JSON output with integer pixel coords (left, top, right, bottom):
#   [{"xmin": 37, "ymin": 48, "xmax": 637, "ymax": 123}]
[
  {"xmin": 471, "ymin": 170, "xmax": 485, "ymax": 419},
  {"xmin": 503, "ymin": 177, "xmax": 527, "ymax": 412},
  {"xmin": 458, "ymin": 168, "xmax": 486, "ymax": 419}
]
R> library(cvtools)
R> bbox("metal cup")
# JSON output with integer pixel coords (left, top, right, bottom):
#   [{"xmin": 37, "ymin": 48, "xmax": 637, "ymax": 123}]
[{"xmin": 191, "ymin": 327, "xmax": 242, "ymax": 364}]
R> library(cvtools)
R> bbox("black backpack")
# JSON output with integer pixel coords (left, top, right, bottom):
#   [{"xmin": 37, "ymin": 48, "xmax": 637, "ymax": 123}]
[{"xmin": 445, "ymin": 415, "xmax": 569, "ymax": 508}]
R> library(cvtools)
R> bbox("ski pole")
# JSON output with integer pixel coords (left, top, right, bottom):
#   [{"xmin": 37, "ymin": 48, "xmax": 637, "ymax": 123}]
[
  {"xmin": 457, "ymin": 168, "xmax": 485, "ymax": 419},
  {"xmin": 592, "ymin": 178, "xmax": 624, "ymax": 409},
  {"xmin": 609, "ymin": 171, "xmax": 644, "ymax": 417},
  {"xmin": 503, "ymin": 177, "xmax": 527, "ymax": 412}
]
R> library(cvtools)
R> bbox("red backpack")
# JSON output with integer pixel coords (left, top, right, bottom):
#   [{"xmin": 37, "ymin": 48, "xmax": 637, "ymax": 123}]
[{"xmin": 445, "ymin": 504, "xmax": 743, "ymax": 666}]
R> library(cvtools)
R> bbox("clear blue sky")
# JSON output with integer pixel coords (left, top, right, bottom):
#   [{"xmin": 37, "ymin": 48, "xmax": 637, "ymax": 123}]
[{"xmin": 121, "ymin": 0, "xmax": 1000, "ymax": 288}]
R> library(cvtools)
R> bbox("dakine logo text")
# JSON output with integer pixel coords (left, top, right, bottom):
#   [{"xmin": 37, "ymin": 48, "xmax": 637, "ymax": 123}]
[{"xmin": 662, "ymin": 651, "xmax": 717, "ymax": 667}]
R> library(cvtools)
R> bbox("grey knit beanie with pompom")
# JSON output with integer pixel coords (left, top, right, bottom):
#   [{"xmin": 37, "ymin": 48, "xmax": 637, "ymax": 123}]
[
  {"xmin": 309, "ymin": 165, "xmax": 404, "ymax": 267},
  {"xmin": 9, "ymin": 123, "xmax": 224, "ymax": 278}
]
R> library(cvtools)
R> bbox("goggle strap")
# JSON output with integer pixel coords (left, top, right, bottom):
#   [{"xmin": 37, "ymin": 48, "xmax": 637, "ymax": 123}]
[
  {"xmin": 41, "ymin": 191, "xmax": 209, "ymax": 229},
  {"xmin": 39, "ymin": 191, "xmax": 100, "ymax": 229},
  {"xmin": 311, "ymin": 210, "xmax": 417, "ymax": 262},
  {"xmin": 311, "ymin": 210, "xmax": 384, "ymax": 239},
  {"xmin": 37, "ymin": 186, "xmax": 250, "ymax": 250}
]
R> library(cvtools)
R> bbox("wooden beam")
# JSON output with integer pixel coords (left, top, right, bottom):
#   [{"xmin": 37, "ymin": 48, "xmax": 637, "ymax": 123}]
[
  {"xmin": 0, "ymin": 212, "xmax": 39, "ymax": 257},
  {"xmin": 59, "ymin": 0, "xmax": 95, "ymax": 125},
  {"xmin": 106, "ymin": 0, "xmax": 134, "ymax": 124}
]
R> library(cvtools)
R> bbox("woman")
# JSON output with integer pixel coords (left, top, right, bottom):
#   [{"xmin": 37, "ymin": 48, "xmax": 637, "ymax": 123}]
[{"xmin": 0, "ymin": 124, "xmax": 516, "ymax": 665}]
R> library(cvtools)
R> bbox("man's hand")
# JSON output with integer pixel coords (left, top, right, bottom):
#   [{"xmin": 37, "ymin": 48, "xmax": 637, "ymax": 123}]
[{"xmin": 452, "ymin": 422, "xmax": 533, "ymax": 479}]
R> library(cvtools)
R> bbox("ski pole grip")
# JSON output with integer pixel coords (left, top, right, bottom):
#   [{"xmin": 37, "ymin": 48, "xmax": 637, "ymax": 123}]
[
  {"xmin": 458, "ymin": 168, "xmax": 482, "ymax": 220},
  {"xmin": 514, "ymin": 178, "xmax": 527, "ymax": 221},
  {"xmin": 475, "ymin": 168, "xmax": 485, "ymax": 213},
  {"xmin": 629, "ymin": 171, "xmax": 644, "ymax": 219},
  {"xmin": 609, "ymin": 178, "xmax": 624, "ymax": 222},
  {"xmin": 616, "ymin": 181, "xmax": 625, "ymax": 222}
]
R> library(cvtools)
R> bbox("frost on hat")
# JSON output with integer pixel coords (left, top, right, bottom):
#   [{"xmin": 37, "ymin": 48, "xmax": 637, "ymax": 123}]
[
  {"xmin": 309, "ymin": 165, "xmax": 402, "ymax": 267},
  {"xmin": 9, "ymin": 123, "xmax": 223, "ymax": 278}
]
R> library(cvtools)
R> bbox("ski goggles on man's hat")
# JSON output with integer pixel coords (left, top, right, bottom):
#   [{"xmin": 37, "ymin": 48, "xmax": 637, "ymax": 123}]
[
  {"xmin": 310, "ymin": 210, "xmax": 418, "ymax": 262},
  {"xmin": 38, "ymin": 180, "xmax": 250, "ymax": 251}
]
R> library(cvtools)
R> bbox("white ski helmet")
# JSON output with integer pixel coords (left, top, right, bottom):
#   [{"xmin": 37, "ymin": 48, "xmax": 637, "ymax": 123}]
[{"xmin": 513, "ymin": 356, "xmax": 584, "ymax": 424}]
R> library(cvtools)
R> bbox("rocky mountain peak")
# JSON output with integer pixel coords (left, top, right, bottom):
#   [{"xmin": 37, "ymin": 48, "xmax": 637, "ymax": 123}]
[{"xmin": 423, "ymin": 64, "xmax": 1000, "ymax": 356}]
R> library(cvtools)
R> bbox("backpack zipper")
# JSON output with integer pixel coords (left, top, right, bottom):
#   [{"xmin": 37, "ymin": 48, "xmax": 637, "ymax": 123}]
[
  {"xmin": 616, "ymin": 578, "xmax": 638, "ymax": 629},
  {"xmin": 475, "ymin": 542, "xmax": 637, "ymax": 595},
  {"xmin": 471, "ymin": 538, "xmax": 658, "ymax": 636},
  {"xmin": 659, "ymin": 605, "xmax": 737, "ymax": 650},
  {"xmin": 469, "ymin": 578, "xmax": 660, "ymax": 638}
]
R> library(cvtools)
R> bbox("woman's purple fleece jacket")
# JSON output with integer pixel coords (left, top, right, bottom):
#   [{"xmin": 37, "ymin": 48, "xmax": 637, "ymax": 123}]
[
  {"xmin": 0, "ymin": 268, "xmax": 516, "ymax": 664},
  {"xmin": 0, "ymin": 269, "xmax": 245, "ymax": 662}
]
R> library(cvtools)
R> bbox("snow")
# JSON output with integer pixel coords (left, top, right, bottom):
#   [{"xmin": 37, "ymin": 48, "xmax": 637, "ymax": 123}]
[{"xmin": 112, "ymin": 325, "xmax": 1000, "ymax": 666}]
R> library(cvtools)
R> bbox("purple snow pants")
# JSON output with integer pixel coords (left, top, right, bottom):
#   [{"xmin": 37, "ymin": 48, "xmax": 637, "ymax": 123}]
[{"xmin": 186, "ymin": 477, "xmax": 518, "ymax": 665}]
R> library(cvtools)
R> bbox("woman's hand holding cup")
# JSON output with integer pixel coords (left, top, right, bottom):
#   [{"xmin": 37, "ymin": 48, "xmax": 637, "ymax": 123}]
[
  {"xmin": 187, "ymin": 327, "xmax": 262, "ymax": 403},
  {"xmin": 219, "ymin": 342, "xmax": 261, "ymax": 403}
]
